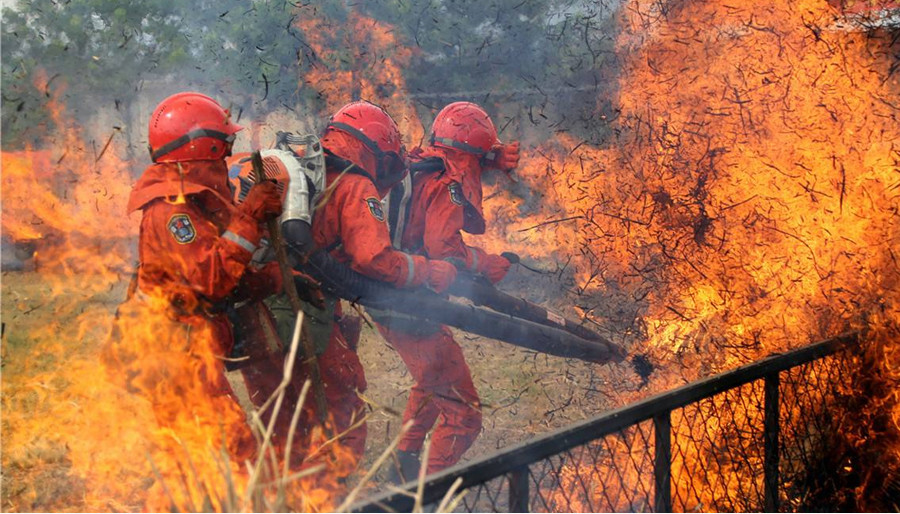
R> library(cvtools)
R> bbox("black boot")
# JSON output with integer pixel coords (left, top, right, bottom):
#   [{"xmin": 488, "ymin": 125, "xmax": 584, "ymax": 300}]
[{"xmin": 385, "ymin": 449, "xmax": 422, "ymax": 485}]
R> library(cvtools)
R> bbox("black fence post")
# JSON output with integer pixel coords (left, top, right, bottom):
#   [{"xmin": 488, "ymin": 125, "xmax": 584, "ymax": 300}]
[
  {"xmin": 764, "ymin": 372, "xmax": 780, "ymax": 512},
  {"xmin": 509, "ymin": 466, "xmax": 530, "ymax": 512},
  {"xmin": 654, "ymin": 412, "xmax": 672, "ymax": 512}
]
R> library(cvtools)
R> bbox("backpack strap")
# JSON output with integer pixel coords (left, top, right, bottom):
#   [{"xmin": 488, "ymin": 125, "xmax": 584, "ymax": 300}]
[{"xmin": 384, "ymin": 173, "xmax": 413, "ymax": 249}]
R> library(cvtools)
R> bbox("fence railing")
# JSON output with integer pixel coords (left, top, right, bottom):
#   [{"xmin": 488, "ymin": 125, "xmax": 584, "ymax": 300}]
[{"xmin": 352, "ymin": 332, "xmax": 860, "ymax": 512}]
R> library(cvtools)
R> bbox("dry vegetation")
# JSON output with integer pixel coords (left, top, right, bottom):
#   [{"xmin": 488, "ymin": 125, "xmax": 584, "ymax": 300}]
[
  {"xmin": 2, "ymin": 271, "xmax": 130, "ymax": 511},
  {"xmin": 0, "ymin": 264, "xmax": 642, "ymax": 511}
]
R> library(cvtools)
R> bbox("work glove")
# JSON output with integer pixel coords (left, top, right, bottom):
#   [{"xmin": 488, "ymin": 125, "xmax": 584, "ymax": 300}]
[
  {"xmin": 240, "ymin": 181, "xmax": 283, "ymax": 222},
  {"xmin": 425, "ymin": 259, "xmax": 458, "ymax": 294},
  {"xmin": 291, "ymin": 268, "xmax": 326, "ymax": 309},
  {"xmin": 484, "ymin": 141, "xmax": 520, "ymax": 172},
  {"xmin": 481, "ymin": 253, "xmax": 512, "ymax": 284},
  {"xmin": 234, "ymin": 261, "xmax": 283, "ymax": 301}
]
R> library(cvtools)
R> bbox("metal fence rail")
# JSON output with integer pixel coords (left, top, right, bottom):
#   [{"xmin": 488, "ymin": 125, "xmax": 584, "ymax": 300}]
[{"xmin": 352, "ymin": 332, "xmax": 860, "ymax": 513}]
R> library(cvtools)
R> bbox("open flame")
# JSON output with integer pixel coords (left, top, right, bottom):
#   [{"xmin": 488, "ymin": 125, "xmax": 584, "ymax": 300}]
[
  {"xmin": 1, "ymin": 86, "xmax": 352, "ymax": 511},
  {"xmin": 1, "ymin": 93, "xmax": 136, "ymax": 280},
  {"xmin": 481, "ymin": 0, "xmax": 898, "ymax": 509},
  {"xmin": 297, "ymin": 7, "xmax": 425, "ymax": 144},
  {"xmin": 3, "ymin": 1, "xmax": 897, "ymax": 511},
  {"xmin": 484, "ymin": 0, "xmax": 898, "ymax": 377},
  {"xmin": 486, "ymin": 0, "xmax": 900, "ymax": 509}
]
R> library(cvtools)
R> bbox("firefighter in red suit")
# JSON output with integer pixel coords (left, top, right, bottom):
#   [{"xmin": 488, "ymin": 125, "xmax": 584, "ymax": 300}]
[
  {"xmin": 378, "ymin": 102, "xmax": 520, "ymax": 481},
  {"xmin": 310, "ymin": 101, "xmax": 459, "ymax": 463},
  {"xmin": 103, "ymin": 92, "xmax": 284, "ymax": 462}
]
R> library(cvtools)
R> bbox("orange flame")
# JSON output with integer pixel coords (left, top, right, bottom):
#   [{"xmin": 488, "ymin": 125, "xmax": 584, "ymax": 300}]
[
  {"xmin": 484, "ymin": 0, "xmax": 899, "ymax": 375},
  {"xmin": 480, "ymin": 0, "xmax": 898, "ymax": 509},
  {"xmin": 1, "ymin": 85, "xmax": 351, "ymax": 511},
  {"xmin": 4, "ymin": 1, "xmax": 897, "ymax": 510},
  {"xmin": 2, "ymin": 112, "xmax": 136, "ymax": 281},
  {"xmin": 297, "ymin": 8, "xmax": 425, "ymax": 144}
]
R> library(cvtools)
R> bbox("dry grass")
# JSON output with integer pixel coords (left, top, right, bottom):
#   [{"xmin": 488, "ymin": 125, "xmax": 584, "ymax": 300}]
[
  {"xmin": 1, "ymin": 268, "xmax": 639, "ymax": 511},
  {"xmin": 356, "ymin": 266, "xmax": 642, "ymax": 477}
]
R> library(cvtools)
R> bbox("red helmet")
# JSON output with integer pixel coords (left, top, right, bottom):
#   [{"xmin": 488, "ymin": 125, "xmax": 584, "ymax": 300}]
[
  {"xmin": 148, "ymin": 92, "xmax": 243, "ymax": 163},
  {"xmin": 326, "ymin": 101, "xmax": 407, "ymax": 183},
  {"xmin": 430, "ymin": 102, "xmax": 498, "ymax": 155}
]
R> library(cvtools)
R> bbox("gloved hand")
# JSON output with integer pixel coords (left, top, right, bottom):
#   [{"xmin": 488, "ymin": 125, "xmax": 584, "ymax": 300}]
[
  {"xmin": 291, "ymin": 268, "xmax": 326, "ymax": 309},
  {"xmin": 234, "ymin": 261, "xmax": 283, "ymax": 301},
  {"xmin": 425, "ymin": 259, "xmax": 458, "ymax": 293},
  {"xmin": 408, "ymin": 146, "xmax": 426, "ymax": 160},
  {"xmin": 481, "ymin": 253, "xmax": 512, "ymax": 284},
  {"xmin": 485, "ymin": 141, "xmax": 520, "ymax": 172},
  {"xmin": 240, "ymin": 181, "xmax": 283, "ymax": 222}
]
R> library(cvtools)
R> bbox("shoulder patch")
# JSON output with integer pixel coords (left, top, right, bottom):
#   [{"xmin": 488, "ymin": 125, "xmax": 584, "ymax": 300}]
[
  {"xmin": 366, "ymin": 197, "xmax": 385, "ymax": 222},
  {"xmin": 167, "ymin": 214, "xmax": 196, "ymax": 244},
  {"xmin": 448, "ymin": 182, "xmax": 464, "ymax": 206}
]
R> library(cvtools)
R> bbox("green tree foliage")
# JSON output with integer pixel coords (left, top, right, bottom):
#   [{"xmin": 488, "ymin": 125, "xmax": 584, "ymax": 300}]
[
  {"xmin": 2, "ymin": 0, "xmax": 192, "ymax": 146},
  {"xmin": 357, "ymin": 0, "xmax": 620, "ymax": 140},
  {"xmin": 1, "ymin": 0, "xmax": 304, "ymax": 148},
  {"xmin": 183, "ymin": 0, "xmax": 307, "ymax": 116},
  {"xmin": 2, "ymin": 0, "xmax": 620, "ymax": 148},
  {"xmin": 364, "ymin": 0, "xmax": 557, "ymax": 96}
]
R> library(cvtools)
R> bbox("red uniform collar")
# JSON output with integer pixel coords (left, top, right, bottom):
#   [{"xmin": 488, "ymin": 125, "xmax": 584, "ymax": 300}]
[
  {"xmin": 321, "ymin": 129, "xmax": 377, "ymax": 182},
  {"xmin": 128, "ymin": 160, "xmax": 232, "ymax": 212}
]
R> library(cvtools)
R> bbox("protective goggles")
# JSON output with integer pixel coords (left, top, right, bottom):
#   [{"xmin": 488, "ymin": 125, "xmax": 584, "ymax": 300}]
[{"xmin": 327, "ymin": 122, "xmax": 408, "ymax": 179}]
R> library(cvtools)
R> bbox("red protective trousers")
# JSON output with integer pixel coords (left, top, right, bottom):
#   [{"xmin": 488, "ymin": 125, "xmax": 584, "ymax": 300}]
[
  {"xmin": 376, "ymin": 323, "xmax": 481, "ymax": 473},
  {"xmin": 235, "ymin": 301, "xmax": 367, "ymax": 466}
]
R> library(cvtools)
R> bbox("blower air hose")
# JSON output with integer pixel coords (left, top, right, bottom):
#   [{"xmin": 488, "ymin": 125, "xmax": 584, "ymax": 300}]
[
  {"xmin": 302, "ymin": 249, "xmax": 626, "ymax": 365},
  {"xmin": 447, "ymin": 277, "xmax": 610, "ymax": 344}
]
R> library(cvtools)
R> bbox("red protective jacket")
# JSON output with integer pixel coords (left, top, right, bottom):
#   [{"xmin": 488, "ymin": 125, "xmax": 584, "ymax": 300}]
[
  {"xmin": 127, "ymin": 160, "xmax": 281, "ymax": 311},
  {"xmin": 401, "ymin": 147, "xmax": 491, "ymax": 269},
  {"xmin": 309, "ymin": 133, "xmax": 437, "ymax": 463},
  {"xmin": 312, "ymin": 164, "xmax": 430, "ymax": 289},
  {"xmin": 378, "ymin": 145, "xmax": 492, "ymax": 474},
  {"xmin": 104, "ymin": 159, "xmax": 281, "ymax": 462}
]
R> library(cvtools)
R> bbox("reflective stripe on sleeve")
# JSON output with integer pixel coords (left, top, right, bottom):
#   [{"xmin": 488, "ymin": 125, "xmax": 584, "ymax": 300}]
[
  {"xmin": 403, "ymin": 253, "xmax": 416, "ymax": 288},
  {"xmin": 222, "ymin": 230, "xmax": 256, "ymax": 253},
  {"xmin": 469, "ymin": 248, "xmax": 479, "ymax": 272}
]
